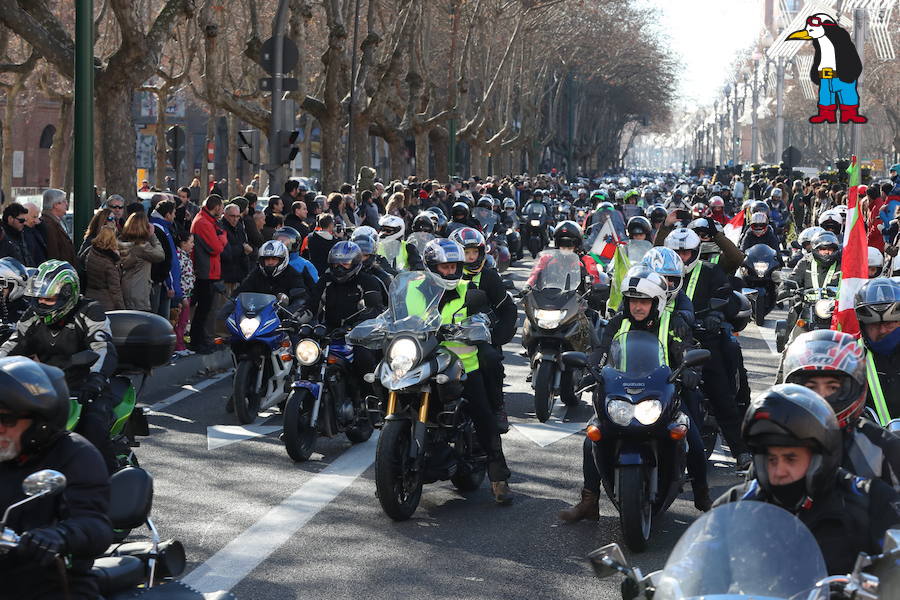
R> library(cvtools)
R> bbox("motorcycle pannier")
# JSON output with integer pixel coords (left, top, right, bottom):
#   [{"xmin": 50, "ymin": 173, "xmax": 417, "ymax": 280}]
[{"xmin": 107, "ymin": 310, "xmax": 176, "ymax": 372}]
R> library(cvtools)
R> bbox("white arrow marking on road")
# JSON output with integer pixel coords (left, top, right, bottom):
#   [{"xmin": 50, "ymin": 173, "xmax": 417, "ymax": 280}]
[
  {"xmin": 148, "ymin": 370, "xmax": 233, "ymax": 413},
  {"xmin": 181, "ymin": 432, "xmax": 378, "ymax": 594},
  {"xmin": 510, "ymin": 403, "xmax": 585, "ymax": 447},
  {"xmin": 747, "ymin": 320, "xmax": 780, "ymax": 356},
  {"xmin": 206, "ymin": 424, "xmax": 283, "ymax": 451}
]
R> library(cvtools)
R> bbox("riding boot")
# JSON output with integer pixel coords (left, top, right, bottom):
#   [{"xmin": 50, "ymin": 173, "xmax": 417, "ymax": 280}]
[
  {"xmin": 693, "ymin": 484, "xmax": 712, "ymax": 512},
  {"xmin": 559, "ymin": 488, "xmax": 600, "ymax": 522}
]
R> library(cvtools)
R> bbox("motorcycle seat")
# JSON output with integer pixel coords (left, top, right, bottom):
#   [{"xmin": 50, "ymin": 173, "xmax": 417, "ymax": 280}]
[
  {"xmin": 92, "ymin": 555, "xmax": 146, "ymax": 595},
  {"xmin": 109, "ymin": 467, "xmax": 154, "ymax": 530}
]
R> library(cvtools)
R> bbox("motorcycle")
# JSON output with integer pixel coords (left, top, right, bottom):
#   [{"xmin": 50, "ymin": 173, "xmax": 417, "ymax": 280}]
[
  {"xmin": 501, "ymin": 212, "xmax": 522, "ymax": 262},
  {"xmin": 0, "ymin": 468, "xmax": 234, "ymax": 599},
  {"xmin": 589, "ymin": 501, "xmax": 898, "ymax": 600},
  {"xmin": 521, "ymin": 250, "xmax": 596, "ymax": 422},
  {"xmin": 523, "ymin": 203, "xmax": 549, "ymax": 258},
  {"xmin": 348, "ymin": 271, "xmax": 491, "ymax": 520},
  {"xmin": 405, "ymin": 231, "xmax": 435, "ymax": 257},
  {"xmin": 282, "ymin": 318, "xmax": 375, "ymax": 462},
  {"xmin": 739, "ymin": 244, "xmax": 780, "ymax": 325},
  {"xmin": 225, "ymin": 292, "xmax": 301, "ymax": 424},
  {"xmin": 563, "ymin": 331, "xmax": 709, "ymax": 552},
  {"xmin": 474, "ymin": 207, "xmax": 511, "ymax": 273},
  {"xmin": 774, "ymin": 279, "xmax": 838, "ymax": 353}
]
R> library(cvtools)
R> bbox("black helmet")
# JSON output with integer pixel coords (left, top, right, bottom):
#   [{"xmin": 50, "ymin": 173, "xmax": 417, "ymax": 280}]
[
  {"xmin": 810, "ymin": 231, "xmax": 840, "ymax": 267},
  {"xmin": 783, "ymin": 330, "xmax": 867, "ymax": 428},
  {"xmin": 742, "ymin": 383, "xmax": 842, "ymax": 510},
  {"xmin": 855, "ymin": 277, "xmax": 900, "ymax": 353},
  {"xmin": 327, "ymin": 241, "xmax": 363, "ymax": 283},
  {"xmin": 0, "ymin": 356, "xmax": 69, "ymax": 456},
  {"xmin": 730, "ymin": 290, "xmax": 752, "ymax": 333},
  {"xmin": 412, "ymin": 213, "xmax": 435, "ymax": 233},
  {"xmin": 274, "ymin": 226, "xmax": 302, "ymax": 253},
  {"xmin": 626, "ymin": 216, "xmax": 652, "ymax": 239},
  {"xmin": 646, "ymin": 204, "xmax": 667, "ymax": 225},
  {"xmin": 553, "ymin": 220, "xmax": 583, "ymax": 249},
  {"xmin": 451, "ymin": 202, "xmax": 470, "ymax": 222}
]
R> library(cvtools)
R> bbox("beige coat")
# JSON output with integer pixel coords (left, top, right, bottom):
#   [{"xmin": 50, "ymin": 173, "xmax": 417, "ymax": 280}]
[{"xmin": 118, "ymin": 236, "xmax": 164, "ymax": 311}]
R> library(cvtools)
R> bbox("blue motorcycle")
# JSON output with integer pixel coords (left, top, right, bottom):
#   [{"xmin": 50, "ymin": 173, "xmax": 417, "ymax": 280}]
[{"xmin": 226, "ymin": 292, "xmax": 300, "ymax": 424}]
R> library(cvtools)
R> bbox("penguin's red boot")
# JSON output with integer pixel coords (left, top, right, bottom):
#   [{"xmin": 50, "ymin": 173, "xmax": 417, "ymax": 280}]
[
  {"xmin": 839, "ymin": 105, "xmax": 867, "ymax": 124},
  {"xmin": 809, "ymin": 104, "xmax": 837, "ymax": 124}
]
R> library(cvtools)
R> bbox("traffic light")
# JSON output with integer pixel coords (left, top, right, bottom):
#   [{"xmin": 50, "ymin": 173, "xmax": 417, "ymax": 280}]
[
  {"xmin": 275, "ymin": 129, "xmax": 300, "ymax": 165},
  {"xmin": 238, "ymin": 129, "xmax": 260, "ymax": 165},
  {"xmin": 165, "ymin": 125, "xmax": 185, "ymax": 178}
]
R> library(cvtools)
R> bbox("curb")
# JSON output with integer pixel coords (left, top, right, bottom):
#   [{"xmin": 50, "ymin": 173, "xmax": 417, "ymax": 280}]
[{"xmin": 131, "ymin": 348, "xmax": 234, "ymax": 400}]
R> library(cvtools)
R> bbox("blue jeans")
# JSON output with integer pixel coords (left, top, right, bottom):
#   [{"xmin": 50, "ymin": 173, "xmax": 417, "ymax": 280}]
[{"xmin": 818, "ymin": 77, "xmax": 859, "ymax": 105}]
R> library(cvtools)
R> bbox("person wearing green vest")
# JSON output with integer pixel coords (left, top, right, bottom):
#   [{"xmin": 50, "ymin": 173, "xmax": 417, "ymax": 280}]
[
  {"xmin": 659, "ymin": 215, "xmax": 745, "ymax": 277},
  {"xmin": 779, "ymin": 229, "xmax": 842, "ymax": 346},
  {"xmin": 377, "ymin": 215, "xmax": 423, "ymax": 273},
  {"xmin": 855, "ymin": 277, "xmax": 900, "ymax": 429},
  {"xmin": 421, "ymin": 238, "xmax": 513, "ymax": 504},
  {"xmin": 560, "ymin": 266, "xmax": 708, "ymax": 521}
]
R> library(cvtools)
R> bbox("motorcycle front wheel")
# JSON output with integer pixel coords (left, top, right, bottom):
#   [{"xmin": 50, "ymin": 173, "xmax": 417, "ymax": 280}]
[
  {"xmin": 283, "ymin": 389, "xmax": 318, "ymax": 462},
  {"xmin": 375, "ymin": 420, "xmax": 423, "ymax": 521},
  {"xmin": 233, "ymin": 359, "xmax": 262, "ymax": 425},
  {"xmin": 618, "ymin": 465, "xmax": 652, "ymax": 552},
  {"xmin": 533, "ymin": 361, "xmax": 555, "ymax": 422}
]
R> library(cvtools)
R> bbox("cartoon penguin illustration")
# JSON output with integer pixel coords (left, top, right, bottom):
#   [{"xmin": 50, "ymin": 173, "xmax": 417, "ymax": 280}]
[{"xmin": 787, "ymin": 13, "xmax": 866, "ymax": 124}]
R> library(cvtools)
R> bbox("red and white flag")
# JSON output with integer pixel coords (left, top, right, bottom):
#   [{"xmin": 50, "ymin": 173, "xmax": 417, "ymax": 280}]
[
  {"xmin": 832, "ymin": 157, "xmax": 867, "ymax": 335},
  {"xmin": 589, "ymin": 217, "xmax": 621, "ymax": 262},
  {"xmin": 724, "ymin": 210, "xmax": 745, "ymax": 246}
]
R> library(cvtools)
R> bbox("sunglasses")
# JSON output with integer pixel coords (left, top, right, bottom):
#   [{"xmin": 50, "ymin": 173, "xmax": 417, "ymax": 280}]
[
  {"xmin": 0, "ymin": 413, "xmax": 29, "ymax": 427},
  {"xmin": 16, "ymin": 218, "xmax": 26, "ymax": 224},
  {"xmin": 806, "ymin": 16, "xmax": 834, "ymax": 27},
  {"xmin": 751, "ymin": 224, "xmax": 767, "ymax": 231},
  {"xmin": 109, "ymin": 205, "xmax": 124, "ymax": 210}
]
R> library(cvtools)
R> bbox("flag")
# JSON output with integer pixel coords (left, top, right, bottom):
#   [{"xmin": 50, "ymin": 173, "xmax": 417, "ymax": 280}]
[
  {"xmin": 589, "ymin": 217, "xmax": 621, "ymax": 263},
  {"xmin": 607, "ymin": 245, "xmax": 631, "ymax": 312},
  {"xmin": 832, "ymin": 156, "xmax": 867, "ymax": 335},
  {"xmin": 724, "ymin": 210, "xmax": 745, "ymax": 246}
]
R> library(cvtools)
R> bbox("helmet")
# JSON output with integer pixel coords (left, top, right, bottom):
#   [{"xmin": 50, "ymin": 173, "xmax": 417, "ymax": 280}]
[
  {"xmin": 663, "ymin": 227, "xmax": 702, "ymax": 272},
  {"xmin": 770, "ymin": 187, "xmax": 783, "ymax": 198},
  {"xmin": 429, "ymin": 208, "xmax": 447, "ymax": 230},
  {"xmin": 378, "ymin": 214, "xmax": 405, "ymax": 242},
  {"xmin": 797, "ymin": 226, "xmax": 825, "ymax": 249},
  {"xmin": 502, "ymin": 198, "xmax": 516, "ymax": 211},
  {"xmin": 26, "ymin": 260, "xmax": 80, "ymax": 325},
  {"xmin": 477, "ymin": 196, "xmax": 494, "ymax": 210},
  {"xmin": 0, "ymin": 356, "xmax": 69, "ymax": 456},
  {"xmin": 867, "ymin": 247, "xmax": 883, "ymax": 271},
  {"xmin": 0, "ymin": 257, "xmax": 29, "ymax": 301},
  {"xmin": 708, "ymin": 196, "xmax": 725, "ymax": 210},
  {"xmin": 710, "ymin": 184, "xmax": 722, "ymax": 194},
  {"xmin": 353, "ymin": 225, "xmax": 378, "ymax": 241},
  {"xmin": 448, "ymin": 227, "xmax": 487, "ymax": 275},
  {"xmin": 687, "ymin": 217, "xmax": 718, "ymax": 240},
  {"xmin": 553, "ymin": 221, "xmax": 583, "ymax": 249},
  {"xmin": 817, "ymin": 210, "xmax": 843, "ymax": 235},
  {"xmin": 621, "ymin": 265, "xmax": 668, "ymax": 321},
  {"xmin": 742, "ymin": 383, "xmax": 842, "ymax": 509},
  {"xmin": 273, "ymin": 226, "xmax": 302, "ymax": 253},
  {"xmin": 327, "ymin": 241, "xmax": 363, "ymax": 283},
  {"xmin": 412, "ymin": 212, "xmax": 435, "ymax": 233},
  {"xmin": 750, "ymin": 200, "xmax": 769, "ymax": 215},
  {"xmin": 615, "ymin": 190, "xmax": 625, "ymax": 201},
  {"xmin": 626, "ymin": 216, "xmax": 652, "ymax": 239},
  {"xmin": 451, "ymin": 202, "xmax": 470, "ymax": 223},
  {"xmin": 749, "ymin": 212, "xmax": 769, "ymax": 233},
  {"xmin": 647, "ymin": 204, "xmax": 667, "ymax": 225},
  {"xmin": 257, "ymin": 240, "xmax": 290, "ymax": 277},
  {"xmin": 691, "ymin": 202, "xmax": 710, "ymax": 218},
  {"xmin": 731, "ymin": 290, "xmax": 752, "ymax": 333},
  {"xmin": 351, "ymin": 233, "xmax": 378, "ymax": 268},
  {"xmin": 532, "ymin": 189, "xmax": 544, "ymax": 198},
  {"xmin": 855, "ymin": 278, "xmax": 900, "ymax": 354},
  {"xmin": 810, "ymin": 231, "xmax": 840, "ymax": 266},
  {"xmin": 641, "ymin": 247, "xmax": 684, "ymax": 300},
  {"xmin": 783, "ymin": 330, "xmax": 867, "ymax": 428},
  {"xmin": 694, "ymin": 185, "xmax": 706, "ymax": 197},
  {"xmin": 423, "ymin": 238, "xmax": 466, "ymax": 290}
]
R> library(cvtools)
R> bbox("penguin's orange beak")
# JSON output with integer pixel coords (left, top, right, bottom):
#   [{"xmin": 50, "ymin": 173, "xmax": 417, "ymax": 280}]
[{"xmin": 787, "ymin": 29, "xmax": 813, "ymax": 40}]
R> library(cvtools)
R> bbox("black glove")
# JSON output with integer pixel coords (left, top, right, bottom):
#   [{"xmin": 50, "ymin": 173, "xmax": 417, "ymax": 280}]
[
  {"xmin": 16, "ymin": 527, "xmax": 66, "ymax": 568},
  {"xmin": 681, "ymin": 367, "xmax": 701, "ymax": 390},
  {"xmin": 703, "ymin": 311, "xmax": 723, "ymax": 333},
  {"xmin": 81, "ymin": 372, "xmax": 107, "ymax": 403}
]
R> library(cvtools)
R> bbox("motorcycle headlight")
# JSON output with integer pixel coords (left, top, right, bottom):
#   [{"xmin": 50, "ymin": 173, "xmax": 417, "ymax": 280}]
[
  {"xmin": 535, "ymin": 309, "xmax": 565, "ymax": 329},
  {"xmin": 295, "ymin": 339, "xmax": 321, "ymax": 366},
  {"xmin": 530, "ymin": 219, "xmax": 541, "ymax": 226},
  {"xmin": 387, "ymin": 336, "xmax": 420, "ymax": 378},
  {"xmin": 606, "ymin": 398, "xmax": 634, "ymax": 426},
  {"xmin": 634, "ymin": 399, "xmax": 662, "ymax": 425},
  {"xmin": 814, "ymin": 299, "xmax": 835, "ymax": 320},
  {"xmin": 239, "ymin": 316, "xmax": 260, "ymax": 338},
  {"xmin": 753, "ymin": 262, "xmax": 768, "ymax": 277}
]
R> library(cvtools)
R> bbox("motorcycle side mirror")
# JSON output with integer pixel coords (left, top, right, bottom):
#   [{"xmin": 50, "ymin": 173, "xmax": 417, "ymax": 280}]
[
  {"xmin": 682, "ymin": 349, "xmax": 710, "ymax": 369},
  {"xmin": 1, "ymin": 470, "xmax": 67, "ymax": 527},
  {"xmin": 560, "ymin": 351, "xmax": 588, "ymax": 369},
  {"xmin": 709, "ymin": 298, "xmax": 728, "ymax": 312},
  {"xmin": 591, "ymin": 283, "xmax": 610, "ymax": 303},
  {"xmin": 588, "ymin": 543, "xmax": 630, "ymax": 579},
  {"xmin": 465, "ymin": 289, "xmax": 489, "ymax": 313},
  {"xmin": 70, "ymin": 350, "xmax": 100, "ymax": 367},
  {"xmin": 276, "ymin": 293, "xmax": 289, "ymax": 306},
  {"xmin": 771, "ymin": 270, "xmax": 782, "ymax": 283},
  {"xmin": 886, "ymin": 419, "xmax": 900, "ymax": 435}
]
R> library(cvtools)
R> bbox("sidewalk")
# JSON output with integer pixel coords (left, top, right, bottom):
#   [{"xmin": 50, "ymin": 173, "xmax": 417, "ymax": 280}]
[{"xmin": 131, "ymin": 346, "xmax": 234, "ymax": 401}]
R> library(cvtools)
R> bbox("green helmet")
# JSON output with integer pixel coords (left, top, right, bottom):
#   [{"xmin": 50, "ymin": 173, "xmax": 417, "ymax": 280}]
[{"xmin": 27, "ymin": 260, "xmax": 80, "ymax": 324}]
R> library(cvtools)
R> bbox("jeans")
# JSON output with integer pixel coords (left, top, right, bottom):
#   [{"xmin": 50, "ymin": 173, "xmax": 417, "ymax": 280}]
[
  {"xmin": 817, "ymin": 76, "xmax": 860, "ymax": 105},
  {"xmin": 190, "ymin": 279, "xmax": 216, "ymax": 347}
]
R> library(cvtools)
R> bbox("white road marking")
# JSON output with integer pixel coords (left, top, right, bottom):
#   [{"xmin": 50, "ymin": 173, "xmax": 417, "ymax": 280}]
[
  {"xmin": 510, "ymin": 402, "xmax": 585, "ymax": 447},
  {"xmin": 148, "ymin": 370, "xmax": 233, "ymax": 413},
  {"xmin": 181, "ymin": 432, "xmax": 378, "ymax": 593},
  {"xmin": 748, "ymin": 320, "xmax": 780, "ymax": 355},
  {"xmin": 207, "ymin": 424, "xmax": 283, "ymax": 450}
]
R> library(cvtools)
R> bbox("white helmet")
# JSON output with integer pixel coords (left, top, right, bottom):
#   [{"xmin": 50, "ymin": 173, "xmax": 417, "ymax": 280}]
[
  {"xmin": 798, "ymin": 226, "xmax": 825, "ymax": 249},
  {"xmin": 0, "ymin": 257, "xmax": 29, "ymax": 301},
  {"xmin": 378, "ymin": 214, "xmax": 405, "ymax": 243},
  {"xmin": 868, "ymin": 246, "xmax": 884, "ymax": 269},
  {"xmin": 663, "ymin": 227, "xmax": 702, "ymax": 272},
  {"xmin": 621, "ymin": 265, "xmax": 668, "ymax": 321},
  {"xmin": 818, "ymin": 209, "xmax": 844, "ymax": 227},
  {"xmin": 353, "ymin": 225, "xmax": 378, "ymax": 241},
  {"xmin": 258, "ymin": 240, "xmax": 290, "ymax": 278}
]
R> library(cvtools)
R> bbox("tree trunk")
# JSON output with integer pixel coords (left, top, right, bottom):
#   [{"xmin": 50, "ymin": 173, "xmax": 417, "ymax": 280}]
[
  {"xmin": 319, "ymin": 113, "xmax": 343, "ymax": 194},
  {"xmin": 49, "ymin": 97, "xmax": 73, "ymax": 189},
  {"xmin": 155, "ymin": 90, "xmax": 168, "ymax": 189},
  {"xmin": 302, "ymin": 118, "xmax": 314, "ymax": 177},
  {"xmin": 1, "ymin": 84, "xmax": 20, "ymax": 202},
  {"xmin": 96, "ymin": 83, "xmax": 137, "ymax": 198},
  {"xmin": 414, "ymin": 128, "xmax": 430, "ymax": 178},
  {"xmin": 200, "ymin": 112, "xmax": 215, "ymax": 194},
  {"xmin": 352, "ymin": 112, "xmax": 371, "ymax": 175},
  {"xmin": 227, "ymin": 113, "xmax": 238, "ymax": 198},
  {"xmin": 386, "ymin": 132, "xmax": 405, "ymax": 182},
  {"xmin": 430, "ymin": 126, "xmax": 448, "ymax": 182}
]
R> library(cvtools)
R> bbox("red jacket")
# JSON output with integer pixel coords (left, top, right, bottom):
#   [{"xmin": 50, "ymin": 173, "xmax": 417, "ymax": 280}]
[
  {"xmin": 190, "ymin": 208, "xmax": 228, "ymax": 280},
  {"xmin": 867, "ymin": 197, "xmax": 885, "ymax": 251}
]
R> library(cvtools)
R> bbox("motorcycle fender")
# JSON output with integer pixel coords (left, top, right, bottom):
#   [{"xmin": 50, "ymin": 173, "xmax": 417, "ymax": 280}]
[
  {"xmin": 410, "ymin": 420, "xmax": 427, "ymax": 460},
  {"xmin": 616, "ymin": 443, "xmax": 655, "ymax": 467},
  {"xmin": 292, "ymin": 381, "xmax": 321, "ymax": 397}
]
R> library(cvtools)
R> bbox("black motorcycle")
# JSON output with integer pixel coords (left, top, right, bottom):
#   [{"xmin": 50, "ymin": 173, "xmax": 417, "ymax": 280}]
[
  {"xmin": 523, "ymin": 203, "xmax": 549, "ymax": 258},
  {"xmin": 563, "ymin": 331, "xmax": 709, "ymax": 552},
  {"xmin": 774, "ymin": 279, "xmax": 838, "ymax": 353},
  {"xmin": 739, "ymin": 244, "xmax": 780, "ymax": 325}
]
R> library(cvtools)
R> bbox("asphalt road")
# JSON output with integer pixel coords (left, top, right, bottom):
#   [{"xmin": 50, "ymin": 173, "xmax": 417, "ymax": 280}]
[{"xmin": 133, "ymin": 257, "xmax": 786, "ymax": 600}]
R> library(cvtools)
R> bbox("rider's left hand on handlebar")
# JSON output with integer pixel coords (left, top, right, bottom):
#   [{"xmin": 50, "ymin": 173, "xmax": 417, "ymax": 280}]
[
  {"xmin": 16, "ymin": 527, "xmax": 65, "ymax": 567},
  {"xmin": 81, "ymin": 372, "xmax": 107, "ymax": 402},
  {"xmin": 702, "ymin": 311, "xmax": 723, "ymax": 333}
]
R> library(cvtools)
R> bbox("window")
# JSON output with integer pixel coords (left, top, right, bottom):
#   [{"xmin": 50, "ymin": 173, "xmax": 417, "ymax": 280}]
[{"xmin": 39, "ymin": 125, "xmax": 56, "ymax": 149}]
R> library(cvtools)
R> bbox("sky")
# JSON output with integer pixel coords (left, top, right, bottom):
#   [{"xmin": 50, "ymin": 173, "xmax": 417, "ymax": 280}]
[{"xmin": 636, "ymin": 0, "xmax": 762, "ymax": 107}]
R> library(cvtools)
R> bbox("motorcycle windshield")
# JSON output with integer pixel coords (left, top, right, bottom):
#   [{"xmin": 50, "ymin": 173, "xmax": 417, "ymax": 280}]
[
  {"xmin": 655, "ymin": 502, "xmax": 827, "ymax": 600},
  {"xmin": 236, "ymin": 292, "xmax": 277, "ymax": 314},
  {"xmin": 406, "ymin": 232, "xmax": 435, "ymax": 255},
  {"xmin": 625, "ymin": 240, "xmax": 653, "ymax": 263},
  {"xmin": 526, "ymin": 203, "xmax": 546, "ymax": 217},
  {"xmin": 607, "ymin": 331, "xmax": 665, "ymax": 378},
  {"xmin": 746, "ymin": 243, "xmax": 777, "ymax": 263},
  {"xmin": 531, "ymin": 250, "xmax": 582, "ymax": 292},
  {"xmin": 386, "ymin": 271, "xmax": 445, "ymax": 332},
  {"xmin": 379, "ymin": 238, "xmax": 401, "ymax": 264},
  {"xmin": 474, "ymin": 207, "xmax": 498, "ymax": 237}
]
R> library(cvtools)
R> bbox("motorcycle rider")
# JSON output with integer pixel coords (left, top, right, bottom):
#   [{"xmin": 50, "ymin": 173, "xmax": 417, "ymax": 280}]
[
  {"xmin": 350, "ymin": 232, "xmax": 392, "ymax": 305},
  {"xmin": 663, "ymin": 227, "xmax": 752, "ymax": 469},
  {"xmin": 0, "ymin": 256, "xmax": 30, "ymax": 325},
  {"xmin": 855, "ymin": 277, "xmax": 900, "ymax": 425},
  {"xmin": 560, "ymin": 266, "xmax": 710, "ymax": 519},
  {"xmin": 625, "ymin": 216, "xmax": 653, "ymax": 242},
  {"xmin": 447, "ymin": 201, "xmax": 482, "ymax": 236},
  {"xmin": 788, "ymin": 226, "xmax": 825, "ymax": 268},
  {"xmin": 0, "ymin": 260, "xmax": 119, "ymax": 472},
  {"xmin": 377, "ymin": 215, "xmax": 423, "ymax": 272},
  {"xmin": 740, "ymin": 212, "xmax": 780, "ymax": 251},
  {"xmin": 411, "ymin": 212, "xmax": 436, "ymax": 235},
  {"xmin": 818, "ymin": 209, "xmax": 844, "ymax": 238},
  {"xmin": 0, "ymin": 357, "xmax": 112, "ymax": 600},
  {"xmin": 274, "ymin": 226, "xmax": 319, "ymax": 290},
  {"xmin": 449, "ymin": 227, "xmax": 516, "ymax": 433},
  {"xmin": 714, "ymin": 383, "xmax": 900, "ymax": 575},
  {"xmin": 528, "ymin": 221, "xmax": 590, "ymax": 291},
  {"xmin": 868, "ymin": 246, "xmax": 884, "ymax": 278},
  {"xmin": 230, "ymin": 241, "xmax": 309, "ymax": 314},
  {"xmin": 708, "ymin": 196, "xmax": 728, "ymax": 225},
  {"xmin": 685, "ymin": 217, "xmax": 745, "ymax": 275},
  {"xmin": 780, "ymin": 230, "xmax": 842, "ymax": 341},
  {"xmin": 420, "ymin": 238, "xmax": 513, "ymax": 504},
  {"xmin": 641, "ymin": 247, "xmax": 694, "ymax": 324},
  {"xmin": 783, "ymin": 329, "xmax": 900, "ymax": 487}
]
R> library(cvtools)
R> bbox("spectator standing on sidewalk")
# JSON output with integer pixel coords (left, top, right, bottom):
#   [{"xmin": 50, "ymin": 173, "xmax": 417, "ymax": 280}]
[
  {"xmin": 173, "ymin": 231, "xmax": 195, "ymax": 353},
  {"xmin": 82, "ymin": 225, "xmax": 125, "ymax": 311},
  {"xmin": 150, "ymin": 199, "xmax": 181, "ymax": 318},
  {"xmin": 189, "ymin": 195, "xmax": 228, "ymax": 353},
  {"xmin": 38, "ymin": 189, "xmax": 76, "ymax": 265},
  {"xmin": 119, "ymin": 212, "xmax": 165, "ymax": 311},
  {"xmin": 20, "ymin": 201, "xmax": 46, "ymax": 265}
]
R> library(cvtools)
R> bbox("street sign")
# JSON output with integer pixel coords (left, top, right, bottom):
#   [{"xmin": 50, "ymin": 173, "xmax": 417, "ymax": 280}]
[
  {"xmin": 782, "ymin": 145, "xmax": 802, "ymax": 168},
  {"xmin": 260, "ymin": 77, "xmax": 298, "ymax": 92},
  {"xmin": 259, "ymin": 36, "xmax": 299, "ymax": 75}
]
